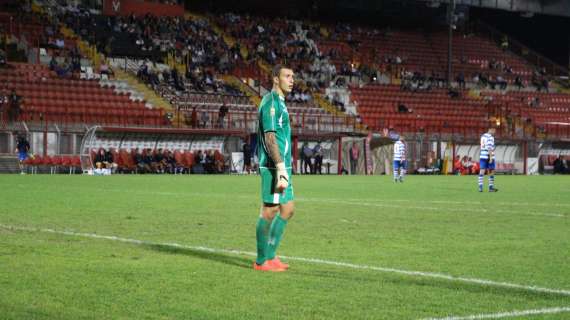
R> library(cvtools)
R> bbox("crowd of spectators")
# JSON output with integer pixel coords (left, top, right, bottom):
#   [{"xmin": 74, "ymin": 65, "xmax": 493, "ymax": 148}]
[
  {"xmin": 0, "ymin": 87, "xmax": 22, "ymax": 123},
  {"xmin": 216, "ymin": 13, "xmax": 339, "ymax": 95},
  {"xmin": 552, "ymin": 156, "xmax": 570, "ymax": 174},
  {"xmin": 60, "ymin": 8, "xmax": 239, "ymax": 75},
  {"xmin": 453, "ymin": 155, "xmax": 480, "ymax": 175},
  {"xmin": 93, "ymin": 147, "xmax": 226, "ymax": 174},
  {"xmin": 400, "ymin": 69, "xmax": 446, "ymax": 92}
]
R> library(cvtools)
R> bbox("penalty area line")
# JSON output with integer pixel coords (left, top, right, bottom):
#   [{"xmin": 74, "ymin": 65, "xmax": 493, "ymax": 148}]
[{"xmin": 1, "ymin": 224, "xmax": 570, "ymax": 298}]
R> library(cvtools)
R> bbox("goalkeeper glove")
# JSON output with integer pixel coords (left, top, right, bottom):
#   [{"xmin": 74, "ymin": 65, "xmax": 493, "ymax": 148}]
[{"xmin": 275, "ymin": 162, "xmax": 289, "ymax": 193}]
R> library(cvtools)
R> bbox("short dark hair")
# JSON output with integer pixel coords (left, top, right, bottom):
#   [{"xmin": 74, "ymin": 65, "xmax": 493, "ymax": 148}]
[{"xmin": 272, "ymin": 64, "xmax": 289, "ymax": 79}]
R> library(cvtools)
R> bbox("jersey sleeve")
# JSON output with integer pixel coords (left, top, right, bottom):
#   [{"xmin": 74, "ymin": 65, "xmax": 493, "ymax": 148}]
[{"xmin": 260, "ymin": 96, "xmax": 277, "ymax": 133}]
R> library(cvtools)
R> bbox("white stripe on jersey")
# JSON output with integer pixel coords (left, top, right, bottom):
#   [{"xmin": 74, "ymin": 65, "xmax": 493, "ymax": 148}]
[
  {"xmin": 480, "ymin": 133, "xmax": 495, "ymax": 160},
  {"xmin": 394, "ymin": 141, "xmax": 406, "ymax": 161}
]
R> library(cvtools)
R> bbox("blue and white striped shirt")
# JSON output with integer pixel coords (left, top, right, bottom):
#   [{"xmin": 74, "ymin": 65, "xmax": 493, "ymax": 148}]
[
  {"xmin": 394, "ymin": 141, "xmax": 406, "ymax": 161},
  {"xmin": 480, "ymin": 133, "xmax": 495, "ymax": 160}
]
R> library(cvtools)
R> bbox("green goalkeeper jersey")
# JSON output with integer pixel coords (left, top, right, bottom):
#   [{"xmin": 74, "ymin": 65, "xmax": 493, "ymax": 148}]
[{"xmin": 257, "ymin": 90, "xmax": 292, "ymax": 169}]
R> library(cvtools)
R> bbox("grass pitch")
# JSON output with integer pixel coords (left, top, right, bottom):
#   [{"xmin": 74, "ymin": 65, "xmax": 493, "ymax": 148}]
[{"xmin": 0, "ymin": 174, "xmax": 569, "ymax": 319}]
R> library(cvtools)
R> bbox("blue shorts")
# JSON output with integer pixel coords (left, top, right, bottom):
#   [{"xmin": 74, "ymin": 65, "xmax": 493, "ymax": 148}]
[
  {"xmin": 393, "ymin": 160, "xmax": 407, "ymax": 170},
  {"xmin": 18, "ymin": 151, "xmax": 28, "ymax": 162},
  {"xmin": 480, "ymin": 158, "xmax": 495, "ymax": 170}
]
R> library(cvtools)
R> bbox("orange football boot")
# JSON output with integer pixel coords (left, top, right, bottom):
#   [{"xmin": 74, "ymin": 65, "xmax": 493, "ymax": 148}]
[
  {"xmin": 253, "ymin": 261, "xmax": 286, "ymax": 272},
  {"xmin": 267, "ymin": 257, "xmax": 289, "ymax": 269}
]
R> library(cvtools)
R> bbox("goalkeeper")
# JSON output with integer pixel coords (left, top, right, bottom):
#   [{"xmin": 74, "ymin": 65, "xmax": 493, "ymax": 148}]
[{"xmin": 254, "ymin": 65, "xmax": 295, "ymax": 272}]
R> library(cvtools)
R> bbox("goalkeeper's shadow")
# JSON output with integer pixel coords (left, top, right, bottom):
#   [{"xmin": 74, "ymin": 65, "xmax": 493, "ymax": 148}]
[{"xmin": 144, "ymin": 243, "xmax": 252, "ymax": 269}]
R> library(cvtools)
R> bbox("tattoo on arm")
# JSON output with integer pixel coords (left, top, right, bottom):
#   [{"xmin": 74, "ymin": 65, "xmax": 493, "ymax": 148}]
[{"xmin": 264, "ymin": 132, "xmax": 283, "ymax": 164}]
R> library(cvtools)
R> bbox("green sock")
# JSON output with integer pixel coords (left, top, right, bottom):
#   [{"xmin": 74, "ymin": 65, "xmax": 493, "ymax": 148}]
[
  {"xmin": 266, "ymin": 215, "xmax": 288, "ymax": 260},
  {"xmin": 255, "ymin": 217, "xmax": 271, "ymax": 265}
]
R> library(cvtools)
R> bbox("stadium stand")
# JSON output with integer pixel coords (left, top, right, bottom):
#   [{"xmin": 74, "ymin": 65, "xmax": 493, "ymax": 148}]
[
  {"xmin": 1, "ymin": 62, "xmax": 167, "ymax": 127},
  {"xmin": 1, "ymin": 0, "xmax": 569, "ymax": 175}
]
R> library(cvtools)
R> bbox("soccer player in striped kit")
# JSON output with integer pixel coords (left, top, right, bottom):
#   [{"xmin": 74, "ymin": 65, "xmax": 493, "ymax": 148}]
[
  {"xmin": 478, "ymin": 125, "xmax": 499, "ymax": 192},
  {"xmin": 393, "ymin": 135, "xmax": 406, "ymax": 183}
]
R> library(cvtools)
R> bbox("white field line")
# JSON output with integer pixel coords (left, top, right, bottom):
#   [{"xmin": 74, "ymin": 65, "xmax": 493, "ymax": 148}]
[
  {"xmin": 103, "ymin": 191, "xmax": 568, "ymax": 218},
  {"xmin": 143, "ymin": 191, "xmax": 570, "ymax": 209},
  {"xmin": 2, "ymin": 224, "xmax": 570, "ymax": 298},
  {"xmin": 420, "ymin": 306, "xmax": 570, "ymax": 320},
  {"xmin": 296, "ymin": 198, "xmax": 567, "ymax": 218},
  {"xmin": 29, "ymin": 183, "xmax": 570, "ymax": 208}
]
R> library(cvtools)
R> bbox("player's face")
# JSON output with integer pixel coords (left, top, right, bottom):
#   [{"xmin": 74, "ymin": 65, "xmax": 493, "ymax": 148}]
[
  {"xmin": 275, "ymin": 68, "xmax": 294, "ymax": 94},
  {"xmin": 489, "ymin": 128, "xmax": 496, "ymax": 135}
]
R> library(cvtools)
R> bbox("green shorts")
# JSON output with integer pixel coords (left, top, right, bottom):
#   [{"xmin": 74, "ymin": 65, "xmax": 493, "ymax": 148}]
[{"xmin": 259, "ymin": 167, "xmax": 294, "ymax": 205}]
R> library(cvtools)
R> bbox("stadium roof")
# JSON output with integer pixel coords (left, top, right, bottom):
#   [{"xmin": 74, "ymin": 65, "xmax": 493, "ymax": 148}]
[{"xmin": 418, "ymin": 0, "xmax": 570, "ymax": 18}]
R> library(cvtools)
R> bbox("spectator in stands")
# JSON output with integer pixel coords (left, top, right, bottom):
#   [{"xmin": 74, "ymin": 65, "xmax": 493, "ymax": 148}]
[
  {"xmin": 530, "ymin": 97, "xmax": 540, "ymax": 108},
  {"xmin": 456, "ymin": 72, "xmax": 465, "ymax": 90},
  {"xmin": 479, "ymin": 73, "xmax": 488, "ymax": 87},
  {"xmin": 461, "ymin": 156, "xmax": 474, "ymax": 175},
  {"xmin": 144, "ymin": 149, "xmax": 156, "ymax": 173},
  {"xmin": 243, "ymin": 143, "xmax": 252, "ymax": 174},
  {"xmin": 8, "ymin": 89, "xmax": 21, "ymax": 122},
  {"xmin": 214, "ymin": 151, "xmax": 224, "ymax": 173},
  {"xmin": 100, "ymin": 61, "xmax": 114, "ymax": 79},
  {"xmin": 200, "ymin": 110, "xmax": 210, "ymax": 128},
  {"xmin": 299, "ymin": 142, "xmax": 307, "ymax": 174},
  {"xmin": 94, "ymin": 149, "xmax": 107, "ymax": 173},
  {"xmin": 397, "ymin": 102, "xmax": 410, "ymax": 113},
  {"xmin": 541, "ymin": 78, "xmax": 549, "ymax": 93},
  {"xmin": 553, "ymin": 156, "xmax": 565, "ymax": 174},
  {"xmin": 0, "ymin": 87, "xmax": 8, "ymax": 124},
  {"xmin": 0, "ymin": 48, "xmax": 6, "ymax": 67},
  {"xmin": 218, "ymin": 103, "xmax": 228, "ymax": 128},
  {"xmin": 141, "ymin": 149, "xmax": 153, "ymax": 173},
  {"xmin": 453, "ymin": 155, "xmax": 462, "ymax": 175},
  {"xmin": 193, "ymin": 150, "xmax": 205, "ymax": 173},
  {"xmin": 447, "ymin": 87, "xmax": 461, "ymax": 99},
  {"xmin": 164, "ymin": 150, "xmax": 177, "ymax": 174},
  {"xmin": 496, "ymin": 76, "xmax": 507, "ymax": 90},
  {"xmin": 153, "ymin": 149, "xmax": 165, "ymax": 173},
  {"xmin": 190, "ymin": 107, "xmax": 198, "ymax": 128},
  {"xmin": 349, "ymin": 142, "xmax": 359, "ymax": 175},
  {"xmin": 171, "ymin": 68, "xmax": 184, "ymax": 92},
  {"xmin": 302, "ymin": 142, "xmax": 313, "ymax": 174},
  {"xmin": 501, "ymin": 36, "xmax": 509, "ymax": 51},
  {"xmin": 49, "ymin": 56, "xmax": 58, "ymax": 71},
  {"xmin": 133, "ymin": 149, "xmax": 144, "ymax": 173},
  {"xmin": 487, "ymin": 75, "xmax": 497, "ymax": 90},
  {"xmin": 514, "ymin": 76, "xmax": 524, "ymax": 90},
  {"xmin": 466, "ymin": 157, "xmax": 475, "ymax": 174},
  {"xmin": 313, "ymin": 141, "xmax": 323, "ymax": 175},
  {"xmin": 55, "ymin": 58, "xmax": 72, "ymax": 78},
  {"xmin": 331, "ymin": 93, "xmax": 345, "ymax": 112},
  {"xmin": 531, "ymin": 74, "xmax": 545, "ymax": 91},
  {"xmin": 106, "ymin": 149, "xmax": 118, "ymax": 173}
]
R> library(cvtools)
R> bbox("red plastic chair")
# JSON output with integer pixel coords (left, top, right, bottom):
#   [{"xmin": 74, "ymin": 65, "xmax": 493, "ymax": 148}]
[
  {"xmin": 61, "ymin": 156, "xmax": 73, "ymax": 174},
  {"xmin": 51, "ymin": 156, "xmax": 61, "ymax": 174}
]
